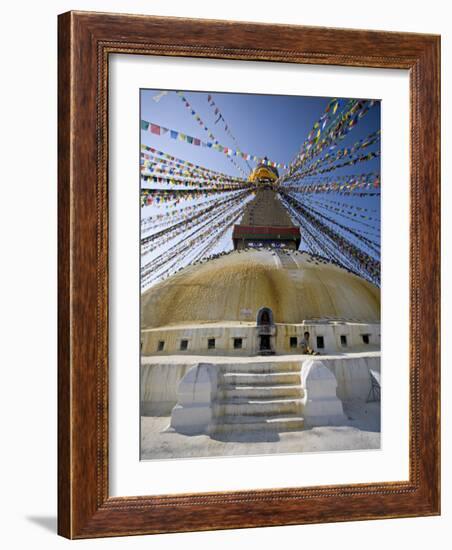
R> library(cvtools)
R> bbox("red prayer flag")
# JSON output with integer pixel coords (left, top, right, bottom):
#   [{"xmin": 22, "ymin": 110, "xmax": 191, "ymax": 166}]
[{"xmin": 150, "ymin": 123, "xmax": 161, "ymax": 135}]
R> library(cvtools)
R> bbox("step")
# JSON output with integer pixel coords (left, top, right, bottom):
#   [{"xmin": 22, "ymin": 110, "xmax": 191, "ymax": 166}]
[
  {"xmin": 220, "ymin": 372, "xmax": 301, "ymax": 386},
  {"xmin": 211, "ymin": 415, "xmax": 305, "ymax": 433},
  {"xmin": 275, "ymin": 249, "xmax": 299, "ymax": 270},
  {"xmin": 218, "ymin": 362, "xmax": 300, "ymax": 374},
  {"xmin": 213, "ymin": 398, "xmax": 303, "ymax": 417},
  {"xmin": 220, "ymin": 385, "xmax": 304, "ymax": 400}
]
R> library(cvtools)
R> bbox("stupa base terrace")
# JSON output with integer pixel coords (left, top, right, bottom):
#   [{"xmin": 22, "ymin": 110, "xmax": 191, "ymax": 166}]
[
  {"xmin": 141, "ymin": 319, "xmax": 380, "ymax": 357},
  {"xmin": 140, "ymin": 184, "xmax": 381, "ymax": 456},
  {"xmin": 140, "ymin": 352, "xmax": 380, "ymax": 459}
]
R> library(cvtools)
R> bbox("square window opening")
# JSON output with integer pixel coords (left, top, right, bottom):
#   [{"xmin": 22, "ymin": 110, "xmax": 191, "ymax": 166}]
[
  {"xmin": 316, "ymin": 335, "xmax": 325, "ymax": 349},
  {"xmin": 233, "ymin": 338, "xmax": 243, "ymax": 349},
  {"xmin": 362, "ymin": 334, "xmax": 370, "ymax": 344},
  {"xmin": 290, "ymin": 336, "xmax": 298, "ymax": 348},
  {"xmin": 340, "ymin": 335, "xmax": 347, "ymax": 347},
  {"xmin": 157, "ymin": 340, "xmax": 165, "ymax": 352},
  {"xmin": 180, "ymin": 339, "xmax": 188, "ymax": 351},
  {"xmin": 208, "ymin": 338, "xmax": 216, "ymax": 349}
]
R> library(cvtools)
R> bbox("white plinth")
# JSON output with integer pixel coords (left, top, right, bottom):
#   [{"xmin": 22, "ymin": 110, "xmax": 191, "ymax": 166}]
[{"xmin": 301, "ymin": 359, "xmax": 347, "ymax": 427}]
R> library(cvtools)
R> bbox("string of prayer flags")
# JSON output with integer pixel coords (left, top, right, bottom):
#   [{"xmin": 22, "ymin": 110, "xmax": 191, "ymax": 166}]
[
  {"xmin": 301, "ymin": 197, "xmax": 381, "ymax": 235},
  {"xmin": 289, "ymin": 150, "xmax": 380, "ymax": 180},
  {"xmin": 284, "ymin": 175, "xmax": 380, "ymax": 195},
  {"xmin": 140, "ymin": 186, "xmax": 251, "ymax": 207},
  {"xmin": 288, "ymin": 130, "xmax": 381, "ymax": 180},
  {"xmin": 141, "ymin": 156, "xmax": 248, "ymax": 185},
  {"xmin": 141, "ymin": 190, "xmax": 251, "ymax": 249},
  {"xmin": 141, "ymin": 119, "xmax": 288, "ymax": 169},
  {"xmin": 283, "ymin": 98, "xmax": 349, "ymax": 177},
  {"xmin": 175, "ymin": 91, "xmax": 247, "ymax": 177},
  {"xmin": 141, "ymin": 192, "xmax": 240, "ymax": 227},
  {"xmin": 140, "ymin": 173, "xmax": 250, "ymax": 192},
  {"xmin": 141, "ymin": 199, "xmax": 251, "ymax": 283},
  {"xmin": 281, "ymin": 99, "xmax": 377, "ymax": 183},
  {"xmin": 286, "ymin": 170, "xmax": 380, "ymax": 186},
  {"xmin": 140, "ymin": 144, "xmax": 246, "ymax": 183},
  {"xmin": 282, "ymin": 191, "xmax": 380, "ymax": 285},
  {"xmin": 304, "ymin": 195, "xmax": 380, "ymax": 218},
  {"xmin": 151, "ymin": 91, "xmax": 169, "ymax": 103},
  {"xmin": 140, "ymin": 87, "xmax": 381, "ymax": 289},
  {"xmin": 292, "ymin": 179, "xmax": 380, "ymax": 194},
  {"xmin": 206, "ymin": 94, "xmax": 253, "ymax": 172},
  {"xmin": 140, "ymin": 162, "xmax": 250, "ymax": 188},
  {"xmin": 301, "ymin": 199, "xmax": 380, "ymax": 250}
]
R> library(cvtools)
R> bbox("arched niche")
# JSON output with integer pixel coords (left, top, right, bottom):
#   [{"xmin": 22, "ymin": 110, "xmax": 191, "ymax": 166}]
[{"xmin": 256, "ymin": 307, "xmax": 274, "ymax": 326}]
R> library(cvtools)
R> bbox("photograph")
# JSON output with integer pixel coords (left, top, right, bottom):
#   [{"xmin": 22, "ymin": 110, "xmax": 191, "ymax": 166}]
[
  {"xmin": 0, "ymin": 0, "xmax": 444, "ymax": 544},
  {"xmin": 139, "ymin": 89, "xmax": 381, "ymax": 460}
]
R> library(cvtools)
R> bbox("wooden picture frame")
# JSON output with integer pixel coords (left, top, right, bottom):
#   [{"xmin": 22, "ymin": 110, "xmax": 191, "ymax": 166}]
[{"xmin": 58, "ymin": 11, "xmax": 440, "ymax": 539}]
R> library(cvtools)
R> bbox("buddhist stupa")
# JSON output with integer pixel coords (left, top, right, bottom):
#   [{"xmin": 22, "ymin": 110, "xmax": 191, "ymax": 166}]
[{"xmin": 141, "ymin": 165, "xmax": 380, "ymax": 356}]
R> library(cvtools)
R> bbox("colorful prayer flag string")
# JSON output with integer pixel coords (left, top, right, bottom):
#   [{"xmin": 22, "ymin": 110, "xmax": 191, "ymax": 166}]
[{"xmin": 141, "ymin": 119, "xmax": 288, "ymax": 170}]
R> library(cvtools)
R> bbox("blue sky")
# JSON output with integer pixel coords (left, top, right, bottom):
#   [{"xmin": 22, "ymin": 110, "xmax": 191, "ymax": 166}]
[
  {"xmin": 140, "ymin": 89, "xmax": 381, "ymax": 288},
  {"xmin": 140, "ymin": 89, "xmax": 381, "ymax": 179}
]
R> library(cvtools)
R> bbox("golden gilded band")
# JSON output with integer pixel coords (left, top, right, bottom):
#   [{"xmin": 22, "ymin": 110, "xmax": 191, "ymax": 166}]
[{"xmin": 248, "ymin": 164, "xmax": 279, "ymax": 183}]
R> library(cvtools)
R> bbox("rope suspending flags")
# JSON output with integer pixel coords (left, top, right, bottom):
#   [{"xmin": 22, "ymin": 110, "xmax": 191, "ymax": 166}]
[
  {"xmin": 140, "ymin": 90, "xmax": 381, "ymax": 289},
  {"xmin": 141, "ymin": 144, "xmax": 246, "ymax": 182},
  {"xmin": 206, "ymin": 93, "xmax": 253, "ymax": 172},
  {"xmin": 280, "ymin": 99, "xmax": 377, "ymax": 183},
  {"xmin": 141, "ymin": 119, "xmax": 288, "ymax": 170},
  {"xmin": 175, "ymin": 91, "xmax": 248, "ymax": 177}
]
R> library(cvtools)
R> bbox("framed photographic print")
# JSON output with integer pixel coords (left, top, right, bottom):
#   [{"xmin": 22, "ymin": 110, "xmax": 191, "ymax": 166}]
[
  {"xmin": 58, "ymin": 11, "xmax": 440, "ymax": 538},
  {"xmin": 138, "ymin": 89, "xmax": 382, "ymax": 461}
]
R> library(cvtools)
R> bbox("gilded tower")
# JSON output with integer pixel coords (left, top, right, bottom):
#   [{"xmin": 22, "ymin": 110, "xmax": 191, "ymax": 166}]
[{"xmin": 232, "ymin": 162, "xmax": 301, "ymax": 250}]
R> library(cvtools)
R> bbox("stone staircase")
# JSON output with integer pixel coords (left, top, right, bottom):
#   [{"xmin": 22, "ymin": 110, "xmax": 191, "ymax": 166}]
[
  {"xmin": 275, "ymin": 249, "xmax": 298, "ymax": 269},
  {"xmin": 210, "ymin": 361, "xmax": 304, "ymax": 434}
]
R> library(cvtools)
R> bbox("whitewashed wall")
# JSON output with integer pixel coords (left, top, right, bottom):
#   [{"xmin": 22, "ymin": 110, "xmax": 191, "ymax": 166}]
[{"xmin": 141, "ymin": 322, "xmax": 380, "ymax": 356}]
